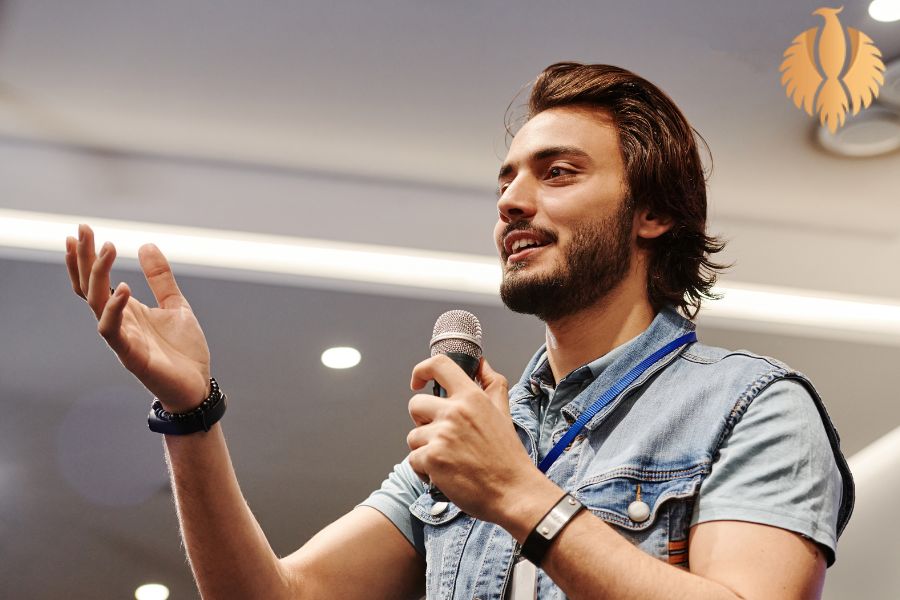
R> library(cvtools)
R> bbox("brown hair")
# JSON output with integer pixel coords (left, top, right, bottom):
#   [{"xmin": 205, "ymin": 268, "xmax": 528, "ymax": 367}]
[{"xmin": 516, "ymin": 62, "xmax": 727, "ymax": 318}]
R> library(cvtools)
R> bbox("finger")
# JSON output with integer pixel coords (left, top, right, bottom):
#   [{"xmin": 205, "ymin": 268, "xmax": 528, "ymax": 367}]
[
  {"xmin": 406, "ymin": 422, "xmax": 438, "ymax": 452},
  {"xmin": 408, "ymin": 393, "xmax": 443, "ymax": 426},
  {"xmin": 76, "ymin": 224, "xmax": 97, "ymax": 298},
  {"xmin": 477, "ymin": 357, "xmax": 510, "ymax": 416},
  {"xmin": 407, "ymin": 447, "xmax": 431, "ymax": 484},
  {"xmin": 65, "ymin": 236, "xmax": 85, "ymax": 298},
  {"xmin": 138, "ymin": 244, "xmax": 188, "ymax": 309},
  {"xmin": 87, "ymin": 242, "xmax": 116, "ymax": 318},
  {"xmin": 97, "ymin": 283, "xmax": 133, "ymax": 362},
  {"xmin": 410, "ymin": 354, "xmax": 476, "ymax": 393}
]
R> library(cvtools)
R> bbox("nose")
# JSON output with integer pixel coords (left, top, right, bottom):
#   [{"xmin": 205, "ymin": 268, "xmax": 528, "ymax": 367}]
[{"xmin": 496, "ymin": 176, "xmax": 537, "ymax": 224}]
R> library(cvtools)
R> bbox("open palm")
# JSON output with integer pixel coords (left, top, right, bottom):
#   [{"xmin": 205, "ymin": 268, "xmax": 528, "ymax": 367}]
[{"xmin": 66, "ymin": 225, "xmax": 212, "ymax": 412}]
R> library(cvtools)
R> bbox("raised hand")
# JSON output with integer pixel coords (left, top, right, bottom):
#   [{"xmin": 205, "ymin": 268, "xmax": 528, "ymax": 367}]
[{"xmin": 65, "ymin": 224, "xmax": 212, "ymax": 413}]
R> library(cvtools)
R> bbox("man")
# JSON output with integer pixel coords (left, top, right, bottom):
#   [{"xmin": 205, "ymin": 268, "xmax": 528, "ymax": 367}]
[{"xmin": 66, "ymin": 62, "xmax": 852, "ymax": 599}]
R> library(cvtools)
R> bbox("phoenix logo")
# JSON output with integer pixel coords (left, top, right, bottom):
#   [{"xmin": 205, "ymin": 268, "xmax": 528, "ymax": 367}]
[{"xmin": 780, "ymin": 6, "xmax": 885, "ymax": 133}]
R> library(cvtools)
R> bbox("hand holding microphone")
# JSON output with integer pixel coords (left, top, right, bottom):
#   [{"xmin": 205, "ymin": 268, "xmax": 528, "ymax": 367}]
[{"xmin": 407, "ymin": 310, "xmax": 538, "ymax": 523}]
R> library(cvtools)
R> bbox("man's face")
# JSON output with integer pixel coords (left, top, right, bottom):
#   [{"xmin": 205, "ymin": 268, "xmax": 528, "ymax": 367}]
[{"xmin": 494, "ymin": 106, "xmax": 634, "ymax": 322}]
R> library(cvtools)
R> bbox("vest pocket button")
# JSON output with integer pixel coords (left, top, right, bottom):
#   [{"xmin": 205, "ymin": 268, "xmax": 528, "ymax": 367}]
[
  {"xmin": 627, "ymin": 500, "xmax": 651, "ymax": 522},
  {"xmin": 430, "ymin": 501, "xmax": 449, "ymax": 516}
]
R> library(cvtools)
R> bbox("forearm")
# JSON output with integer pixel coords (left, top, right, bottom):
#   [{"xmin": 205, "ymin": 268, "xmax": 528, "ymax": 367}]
[
  {"xmin": 499, "ymin": 478, "xmax": 741, "ymax": 600},
  {"xmin": 543, "ymin": 512, "xmax": 740, "ymax": 600},
  {"xmin": 164, "ymin": 424, "xmax": 293, "ymax": 600}
]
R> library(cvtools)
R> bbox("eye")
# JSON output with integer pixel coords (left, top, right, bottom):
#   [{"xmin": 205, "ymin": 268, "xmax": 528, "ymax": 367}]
[{"xmin": 547, "ymin": 165, "xmax": 574, "ymax": 180}]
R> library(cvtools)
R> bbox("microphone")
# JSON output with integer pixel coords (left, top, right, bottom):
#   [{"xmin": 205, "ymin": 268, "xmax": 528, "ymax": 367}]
[
  {"xmin": 426, "ymin": 310, "xmax": 483, "ymax": 501},
  {"xmin": 430, "ymin": 309, "xmax": 484, "ymax": 397}
]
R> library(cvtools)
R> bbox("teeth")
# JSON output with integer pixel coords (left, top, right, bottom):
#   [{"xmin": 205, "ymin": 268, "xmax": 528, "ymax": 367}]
[{"xmin": 511, "ymin": 238, "xmax": 541, "ymax": 253}]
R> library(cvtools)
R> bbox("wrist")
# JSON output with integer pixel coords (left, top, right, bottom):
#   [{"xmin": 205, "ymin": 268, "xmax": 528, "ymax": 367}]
[
  {"xmin": 495, "ymin": 472, "xmax": 564, "ymax": 542},
  {"xmin": 149, "ymin": 377, "xmax": 226, "ymax": 435},
  {"xmin": 157, "ymin": 376, "xmax": 212, "ymax": 413}
]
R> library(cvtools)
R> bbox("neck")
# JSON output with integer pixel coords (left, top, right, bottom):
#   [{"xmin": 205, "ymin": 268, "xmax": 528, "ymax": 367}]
[{"xmin": 543, "ymin": 269, "xmax": 657, "ymax": 382}]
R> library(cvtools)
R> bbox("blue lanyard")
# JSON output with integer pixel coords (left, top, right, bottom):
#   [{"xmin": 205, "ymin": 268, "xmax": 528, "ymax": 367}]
[{"xmin": 537, "ymin": 331, "xmax": 697, "ymax": 473}]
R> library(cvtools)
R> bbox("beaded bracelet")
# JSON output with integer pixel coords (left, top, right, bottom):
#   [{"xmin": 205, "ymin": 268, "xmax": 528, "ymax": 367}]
[{"xmin": 147, "ymin": 377, "xmax": 227, "ymax": 435}]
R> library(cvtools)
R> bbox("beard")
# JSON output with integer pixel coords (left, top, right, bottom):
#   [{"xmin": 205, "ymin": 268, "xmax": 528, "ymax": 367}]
[{"xmin": 499, "ymin": 203, "xmax": 633, "ymax": 322}]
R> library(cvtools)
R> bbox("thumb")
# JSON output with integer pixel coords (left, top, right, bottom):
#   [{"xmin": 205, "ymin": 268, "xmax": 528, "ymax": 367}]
[{"xmin": 478, "ymin": 357, "xmax": 510, "ymax": 416}]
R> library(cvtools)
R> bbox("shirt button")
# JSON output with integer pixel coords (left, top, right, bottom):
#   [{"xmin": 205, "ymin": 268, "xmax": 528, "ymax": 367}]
[
  {"xmin": 430, "ymin": 501, "xmax": 449, "ymax": 516},
  {"xmin": 627, "ymin": 500, "xmax": 651, "ymax": 522}
]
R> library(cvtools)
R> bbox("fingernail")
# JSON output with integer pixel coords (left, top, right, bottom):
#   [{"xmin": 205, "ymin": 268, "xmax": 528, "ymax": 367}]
[{"xmin": 78, "ymin": 226, "xmax": 84, "ymax": 241}]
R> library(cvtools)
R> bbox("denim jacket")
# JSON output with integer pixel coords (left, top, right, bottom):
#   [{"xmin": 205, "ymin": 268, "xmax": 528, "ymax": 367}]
[{"xmin": 408, "ymin": 308, "xmax": 854, "ymax": 600}]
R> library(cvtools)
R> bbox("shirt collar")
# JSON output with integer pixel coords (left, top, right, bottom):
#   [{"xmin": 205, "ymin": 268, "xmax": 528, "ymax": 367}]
[{"xmin": 511, "ymin": 307, "xmax": 696, "ymax": 428}]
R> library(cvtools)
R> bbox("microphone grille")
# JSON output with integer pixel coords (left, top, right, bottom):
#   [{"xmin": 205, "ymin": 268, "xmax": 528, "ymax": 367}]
[{"xmin": 430, "ymin": 310, "xmax": 483, "ymax": 359}]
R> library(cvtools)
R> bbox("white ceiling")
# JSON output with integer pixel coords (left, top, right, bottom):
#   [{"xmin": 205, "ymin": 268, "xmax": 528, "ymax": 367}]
[{"xmin": 1, "ymin": 0, "xmax": 898, "ymax": 598}]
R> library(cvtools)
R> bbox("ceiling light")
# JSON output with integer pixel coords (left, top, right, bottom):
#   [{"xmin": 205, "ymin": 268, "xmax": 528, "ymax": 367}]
[
  {"xmin": 135, "ymin": 583, "xmax": 169, "ymax": 600},
  {"xmin": 0, "ymin": 208, "xmax": 500, "ymax": 296},
  {"xmin": 870, "ymin": 0, "xmax": 900, "ymax": 22},
  {"xmin": 816, "ymin": 107, "xmax": 900, "ymax": 157},
  {"xmin": 701, "ymin": 281, "xmax": 900, "ymax": 346},
  {"xmin": 876, "ymin": 59, "xmax": 900, "ymax": 110},
  {"xmin": 321, "ymin": 347, "xmax": 361, "ymax": 369},
  {"xmin": 3, "ymin": 209, "xmax": 900, "ymax": 345}
]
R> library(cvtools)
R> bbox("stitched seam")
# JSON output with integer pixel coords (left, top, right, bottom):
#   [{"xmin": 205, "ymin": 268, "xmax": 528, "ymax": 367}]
[
  {"xmin": 577, "ymin": 463, "xmax": 710, "ymax": 487},
  {"xmin": 714, "ymin": 367, "xmax": 788, "ymax": 454}
]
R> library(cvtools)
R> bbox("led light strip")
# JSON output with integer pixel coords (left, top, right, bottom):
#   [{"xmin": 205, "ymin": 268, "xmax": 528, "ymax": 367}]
[
  {"xmin": 0, "ymin": 208, "xmax": 501, "ymax": 294},
  {"xmin": 3, "ymin": 208, "xmax": 900, "ymax": 343}
]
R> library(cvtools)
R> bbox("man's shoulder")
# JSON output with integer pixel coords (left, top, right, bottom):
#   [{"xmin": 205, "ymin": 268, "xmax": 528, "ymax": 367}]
[
  {"xmin": 679, "ymin": 340, "xmax": 799, "ymax": 376},
  {"xmin": 671, "ymin": 340, "xmax": 819, "ymax": 401}
]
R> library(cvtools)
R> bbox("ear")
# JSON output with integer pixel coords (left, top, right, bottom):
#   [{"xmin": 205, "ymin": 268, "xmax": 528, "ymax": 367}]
[{"xmin": 633, "ymin": 208, "xmax": 673, "ymax": 240}]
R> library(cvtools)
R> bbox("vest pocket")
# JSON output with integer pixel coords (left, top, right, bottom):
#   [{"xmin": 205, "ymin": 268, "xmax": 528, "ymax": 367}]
[
  {"xmin": 410, "ymin": 492, "xmax": 474, "ymax": 598},
  {"xmin": 575, "ymin": 467, "xmax": 703, "ymax": 563}
]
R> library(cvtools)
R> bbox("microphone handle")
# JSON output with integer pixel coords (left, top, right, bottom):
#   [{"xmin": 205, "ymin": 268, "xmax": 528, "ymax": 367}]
[
  {"xmin": 432, "ymin": 352, "xmax": 481, "ymax": 397},
  {"xmin": 429, "ymin": 351, "xmax": 481, "ymax": 501}
]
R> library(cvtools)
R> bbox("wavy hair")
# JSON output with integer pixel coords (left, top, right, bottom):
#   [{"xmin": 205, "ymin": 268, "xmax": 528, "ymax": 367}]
[{"xmin": 514, "ymin": 62, "xmax": 727, "ymax": 318}]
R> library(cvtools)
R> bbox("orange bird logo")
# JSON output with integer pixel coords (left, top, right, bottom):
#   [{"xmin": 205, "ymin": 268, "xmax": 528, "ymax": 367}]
[{"xmin": 780, "ymin": 6, "xmax": 885, "ymax": 133}]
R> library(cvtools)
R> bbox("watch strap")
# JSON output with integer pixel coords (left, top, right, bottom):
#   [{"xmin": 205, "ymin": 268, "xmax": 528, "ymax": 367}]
[
  {"xmin": 147, "ymin": 378, "xmax": 227, "ymax": 435},
  {"xmin": 520, "ymin": 493, "xmax": 584, "ymax": 566}
]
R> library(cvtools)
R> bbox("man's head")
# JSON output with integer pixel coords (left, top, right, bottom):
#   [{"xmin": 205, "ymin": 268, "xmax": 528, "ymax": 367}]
[{"xmin": 495, "ymin": 62, "xmax": 725, "ymax": 320}]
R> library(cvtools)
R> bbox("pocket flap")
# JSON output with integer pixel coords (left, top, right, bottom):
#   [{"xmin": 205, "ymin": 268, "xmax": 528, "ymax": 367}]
[
  {"xmin": 409, "ymin": 492, "xmax": 464, "ymax": 526},
  {"xmin": 576, "ymin": 467, "xmax": 703, "ymax": 531}
]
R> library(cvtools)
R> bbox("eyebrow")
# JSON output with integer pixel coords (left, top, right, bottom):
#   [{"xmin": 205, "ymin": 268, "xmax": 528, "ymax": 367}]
[{"xmin": 497, "ymin": 145, "xmax": 592, "ymax": 181}]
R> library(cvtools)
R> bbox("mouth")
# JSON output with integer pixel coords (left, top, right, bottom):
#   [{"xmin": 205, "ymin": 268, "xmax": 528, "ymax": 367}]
[{"xmin": 502, "ymin": 230, "xmax": 553, "ymax": 264}]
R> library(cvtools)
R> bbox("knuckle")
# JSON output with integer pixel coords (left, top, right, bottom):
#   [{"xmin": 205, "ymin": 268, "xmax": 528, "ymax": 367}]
[
  {"xmin": 144, "ymin": 264, "xmax": 169, "ymax": 280},
  {"xmin": 448, "ymin": 400, "xmax": 473, "ymax": 422},
  {"xmin": 434, "ymin": 354, "xmax": 453, "ymax": 367}
]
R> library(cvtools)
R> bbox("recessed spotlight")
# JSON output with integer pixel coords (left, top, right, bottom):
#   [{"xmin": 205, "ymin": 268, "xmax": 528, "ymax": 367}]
[
  {"xmin": 870, "ymin": 0, "xmax": 900, "ymax": 22},
  {"xmin": 877, "ymin": 59, "xmax": 900, "ymax": 110},
  {"xmin": 817, "ymin": 107, "xmax": 900, "ymax": 157},
  {"xmin": 135, "ymin": 583, "xmax": 169, "ymax": 600},
  {"xmin": 321, "ymin": 347, "xmax": 361, "ymax": 369}
]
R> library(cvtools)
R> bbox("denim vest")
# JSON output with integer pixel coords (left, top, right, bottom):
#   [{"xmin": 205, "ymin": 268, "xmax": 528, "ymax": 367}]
[{"xmin": 408, "ymin": 308, "xmax": 854, "ymax": 600}]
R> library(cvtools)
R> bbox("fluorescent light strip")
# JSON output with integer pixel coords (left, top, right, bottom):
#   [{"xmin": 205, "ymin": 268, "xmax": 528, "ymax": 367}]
[
  {"xmin": 701, "ymin": 282, "xmax": 900, "ymax": 341},
  {"xmin": 0, "ymin": 208, "xmax": 501, "ymax": 295},
  {"xmin": 3, "ymin": 208, "xmax": 900, "ymax": 342}
]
